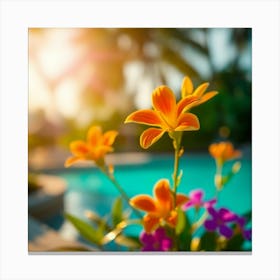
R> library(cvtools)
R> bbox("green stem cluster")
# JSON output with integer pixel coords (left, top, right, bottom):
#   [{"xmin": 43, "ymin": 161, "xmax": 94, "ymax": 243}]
[
  {"xmin": 170, "ymin": 131, "xmax": 183, "ymax": 250},
  {"xmin": 171, "ymin": 132, "xmax": 183, "ymax": 202}
]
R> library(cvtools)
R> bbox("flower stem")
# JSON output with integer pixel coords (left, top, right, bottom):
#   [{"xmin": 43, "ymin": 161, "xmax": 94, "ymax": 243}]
[
  {"xmin": 214, "ymin": 161, "xmax": 223, "ymax": 199},
  {"xmin": 172, "ymin": 132, "xmax": 183, "ymax": 202},
  {"xmin": 99, "ymin": 166, "xmax": 143, "ymax": 219},
  {"xmin": 170, "ymin": 132, "xmax": 183, "ymax": 251},
  {"xmin": 192, "ymin": 210, "xmax": 208, "ymax": 234}
]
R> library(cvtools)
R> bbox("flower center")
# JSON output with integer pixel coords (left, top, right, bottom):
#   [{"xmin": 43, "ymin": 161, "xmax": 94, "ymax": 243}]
[
  {"xmin": 153, "ymin": 241, "xmax": 160, "ymax": 250},
  {"xmin": 158, "ymin": 111, "xmax": 177, "ymax": 131},
  {"xmin": 217, "ymin": 218, "xmax": 223, "ymax": 226}
]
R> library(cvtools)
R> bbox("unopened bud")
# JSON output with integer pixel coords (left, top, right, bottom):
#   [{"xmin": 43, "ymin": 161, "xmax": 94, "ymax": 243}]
[
  {"xmin": 232, "ymin": 161, "xmax": 241, "ymax": 174},
  {"xmin": 179, "ymin": 148, "xmax": 184, "ymax": 157}
]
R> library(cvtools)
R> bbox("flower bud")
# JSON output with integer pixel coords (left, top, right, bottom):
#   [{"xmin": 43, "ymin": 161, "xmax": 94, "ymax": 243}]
[{"xmin": 232, "ymin": 161, "xmax": 241, "ymax": 174}]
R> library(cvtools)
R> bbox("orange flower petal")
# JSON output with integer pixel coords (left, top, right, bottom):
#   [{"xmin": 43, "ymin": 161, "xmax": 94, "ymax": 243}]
[
  {"xmin": 181, "ymin": 76, "xmax": 194, "ymax": 98},
  {"xmin": 194, "ymin": 91, "xmax": 218, "ymax": 107},
  {"xmin": 143, "ymin": 214, "xmax": 160, "ymax": 233},
  {"xmin": 64, "ymin": 156, "xmax": 83, "ymax": 167},
  {"xmin": 87, "ymin": 126, "xmax": 102, "ymax": 146},
  {"xmin": 176, "ymin": 194, "xmax": 189, "ymax": 207},
  {"xmin": 152, "ymin": 86, "xmax": 177, "ymax": 120},
  {"xmin": 209, "ymin": 143, "xmax": 219, "ymax": 158},
  {"xmin": 90, "ymin": 145, "xmax": 113, "ymax": 160},
  {"xmin": 223, "ymin": 144, "xmax": 241, "ymax": 160},
  {"xmin": 177, "ymin": 95, "xmax": 198, "ymax": 116},
  {"xmin": 153, "ymin": 179, "xmax": 173, "ymax": 216},
  {"xmin": 154, "ymin": 179, "xmax": 172, "ymax": 204},
  {"xmin": 166, "ymin": 210, "xmax": 178, "ymax": 228},
  {"xmin": 140, "ymin": 128, "xmax": 165, "ymax": 149},
  {"xmin": 209, "ymin": 142, "xmax": 242, "ymax": 162},
  {"xmin": 232, "ymin": 150, "xmax": 242, "ymax": 159},
  {"xmin": 103, "ymin": 130, "xmax": 118, "ymax": 146},
  {"xmin": 223, "ymin": 143, "xmax": 233, "ymax": 157},
  {"xmin": 130, "ymin": 195, "xmax": 157, "ymax": 212},
  {"xmin": 124, "ymin": 109, "xmax": 162, "ymax": 127},
  {"xmin": 193, "ymin": 82, "xmax": 209, "ymax": 98},
  {"xmin": 175, "ymin": 113, "xmax": 200, "ymax": 131},
  {"xmin": 70, "ymin": 141, "xmax": 89, "ymax": 156}
]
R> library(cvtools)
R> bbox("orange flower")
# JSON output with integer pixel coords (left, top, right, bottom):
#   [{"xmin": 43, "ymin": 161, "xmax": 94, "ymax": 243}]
[
  {"xmin": 181, "ymin": 76, "xmax": 218, "ymax": 106},
  {"xmin": 125, "ymin": 76, "xmax": 218, "ymax": 149},
  {"xmin": 125, "ymin": 85, "xmax": 200, "ymax": 149},
  {"xmin": 129, "ymin": 179, "xmax": 189, "ymax": 233},
  {"xmin": 64, "ymin": 126, "xmax": 118, "ymax": 167},
  {"xmin": 209, "ymin": 141, "xmax": 242, "ymax": 166}
]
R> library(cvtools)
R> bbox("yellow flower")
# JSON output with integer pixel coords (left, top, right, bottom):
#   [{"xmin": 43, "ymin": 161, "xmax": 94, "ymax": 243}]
[
  {"xmin": 181, "ymin": 76, "xmax": 218, "ymax": 106},
  {"xmin": 129, "ymin": 179, "xmax": 189, "ymax": 233},
  {"xmin": 125, "ymin": 76, "xmax": 218, "ymax": 149},
  {"xmin": 64, "ymin": 126, "xmax": 118, "ymax": 167},
  {"xmin": 209, "ymin": 141, "xmax": 242, "ymax": 166}
]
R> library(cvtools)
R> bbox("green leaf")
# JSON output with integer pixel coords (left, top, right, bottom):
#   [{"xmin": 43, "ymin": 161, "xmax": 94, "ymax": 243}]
[
  {"xmin": 177, "ymin": 212, "xmax": 192, "ymax": 251},
  {"xmin": 224, "ymin": 233, "xmax": 244, "ymax": 251},
  {"xmin": 49, "ymin": 246, "xmax": 92, "ymax": 252},
  {"xmin": 85, "ymin": 210, "xmax": 111, "ymax": 231},
  {"xmin": 175, "ymin": 208, "xmax": 186, "ymax": 235},
  {"xmin": 221, "ymin": 173, "xmax": 234, "ymax": 186},
  {"xmin": 115, "ymin": 235, "xmax": 141, "ymax": 249},
  {"xmin": 101, "ymin": 220, "xmax": 141, "ymax": 247},
  {"xmin": 242, "ymin": 211, "xmax": 252, "ymax": 223},
  {"xmin": 199, "ymin": 231, "xmax": 218, "ymax": 251},
  {"xmin": 65, "ymin": 213, "xmax": 103, "ymax": 246},
  {"xmin": 111, "ymin": 196, "xmax": 123, "ymax": 227},
  {"xmin": 101, "ymin": 220, "xmax": 127, "ymax": 245},
  {"xmin": 221, "ymin": 162, "xmax": 242, "ymax": 187},
  {"xmin": 101, "ymin": 227, "xmax": 123, "ymax": 245}
]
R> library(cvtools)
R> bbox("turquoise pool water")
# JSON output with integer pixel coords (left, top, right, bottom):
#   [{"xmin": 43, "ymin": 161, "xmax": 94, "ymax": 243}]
[
  {"xmin": 57, "ymin": 153, "xmax": 251, "ymax": 216},
  {"xmin": 48, "ymin": 152, "xmax": 252, "ymax": 250}
]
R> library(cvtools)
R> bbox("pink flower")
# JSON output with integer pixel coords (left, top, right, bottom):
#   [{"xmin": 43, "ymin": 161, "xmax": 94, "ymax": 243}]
[{"xmin": 182, "ymin": 189, "xmax": 216, "ymax": 211}]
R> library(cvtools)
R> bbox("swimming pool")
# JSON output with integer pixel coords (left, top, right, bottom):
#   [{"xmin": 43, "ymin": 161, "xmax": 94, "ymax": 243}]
[{"xmin": 46, "ymin": 152, "xmax": 252, "ymax": 249}]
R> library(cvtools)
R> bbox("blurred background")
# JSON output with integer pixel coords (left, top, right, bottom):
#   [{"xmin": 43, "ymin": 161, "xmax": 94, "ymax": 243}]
[
  {"xmin": 29, "ymin": 28, "xmax": 251, "ymax": 169},
  {"xmin": 28, "ymin": 28, "xmax": 252, "ymax": 251}
]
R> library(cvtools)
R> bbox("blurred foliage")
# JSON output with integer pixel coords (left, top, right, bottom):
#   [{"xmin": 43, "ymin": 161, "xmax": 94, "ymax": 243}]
[
  {"xmin": 65, "ymin": 196, "xmax": 142, "ymax": 251},
  {"xmin": 29, "ymin": 28, "xmax": 251, "ymax": 153}
]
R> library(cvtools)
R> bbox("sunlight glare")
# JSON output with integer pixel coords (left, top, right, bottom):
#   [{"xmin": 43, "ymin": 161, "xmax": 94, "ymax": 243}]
[{"xmin": 55, "ymin": 79, "xmax": 81, "ymax": 118}]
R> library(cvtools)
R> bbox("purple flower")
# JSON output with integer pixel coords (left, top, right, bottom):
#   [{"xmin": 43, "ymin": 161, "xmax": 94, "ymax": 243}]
[
  {"xmin": 140, "ymin": 227, "xmax": 172, "ymax": 251},
  {"xmin": 236, "ymin": 216, "xmax": 252, "ymax": 241},
  {"xmin": 182, "ymin": 189, "xmax": 216, "ymax": 211},
  {"xmin": 204, "ymin": 207, "xmax": 237, "ymax": 238}
]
